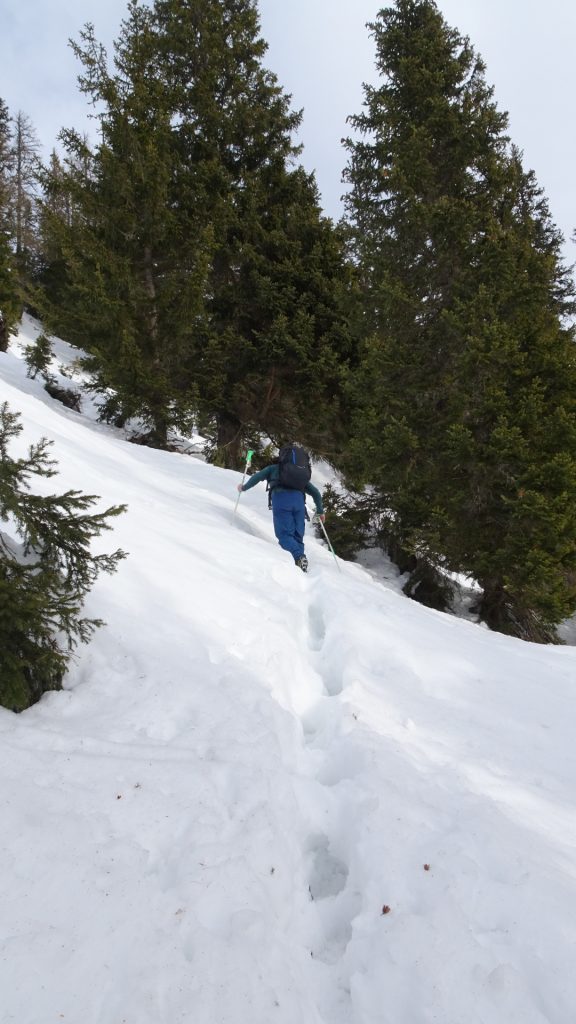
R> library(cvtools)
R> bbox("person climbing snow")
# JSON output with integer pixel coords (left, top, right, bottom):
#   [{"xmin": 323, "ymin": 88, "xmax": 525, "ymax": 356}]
[{"xmin": 237, "ymin": 444, "xmax": 324, "ymax": 572}]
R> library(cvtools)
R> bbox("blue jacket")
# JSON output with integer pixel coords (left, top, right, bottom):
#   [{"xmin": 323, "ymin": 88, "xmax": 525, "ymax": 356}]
[{"xmin": 242, "ymin": 464, "xmax": 324, "ymax": 514}]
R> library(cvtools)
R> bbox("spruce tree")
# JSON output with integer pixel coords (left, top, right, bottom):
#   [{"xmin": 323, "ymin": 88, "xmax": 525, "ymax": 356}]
[
  {"xmin": 149, "ymin": 0, "xmax": 352, "ymax": 465},
  {"xmin": 195, "ymin": 163, "xmax": 352, "ymax": 465},
  {"xmin": 38, "ymin": 0, "xmax": 351, "ymax": 462},
  {"xmin": 34, "ymin": 151, "xmax": 77, "ymax": 317},
  {"xmin": 0, "ymin": 402, "xmax": 126, "ymax": 712},
  {"xmin": 0, "ymin": 98, "xmax": 19, "ymax": 348},
  {"xmin": 344, "ymin": 0, "xmax": 576, "ymax": 640},
  {"xmin": 38, "ymin": 2, "xmax": 213, "ymax": 447},
  {"xmin": 0, "ymin": 230, "xmax": 17, "ymax": 352},
  {"xmin": 441, "ymin": 155, "xmax": 576, "ymax": 637}
]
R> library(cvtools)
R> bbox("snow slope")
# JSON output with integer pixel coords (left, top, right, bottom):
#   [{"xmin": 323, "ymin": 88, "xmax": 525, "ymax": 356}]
[{"xmin": 1, "ymin": 317, "xmax": 576, "ymax": 1024}]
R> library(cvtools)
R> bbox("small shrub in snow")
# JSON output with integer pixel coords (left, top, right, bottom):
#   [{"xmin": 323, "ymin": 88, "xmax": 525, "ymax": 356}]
[{"xmin": 0, "ymin": 402, "xmax": 126, "ymax": 712}]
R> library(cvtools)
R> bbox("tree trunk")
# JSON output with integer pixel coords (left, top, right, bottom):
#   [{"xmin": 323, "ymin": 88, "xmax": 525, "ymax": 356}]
[
  {"xmin": 148, "ymin": 417, "xmax": 169, "ymax": 449},
  {"xmin": 215, "ymin": 412, "xmax": 243, "ymax": 469},
  {"xmin": 0, "ymin": 314, "xmax": 7, "ymax": 353}
]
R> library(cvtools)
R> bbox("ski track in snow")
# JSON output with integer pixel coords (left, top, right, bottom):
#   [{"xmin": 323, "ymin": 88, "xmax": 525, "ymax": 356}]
[{"xmin": 2, "ymin": 316, "xmax": 576, "ymax": 1024}]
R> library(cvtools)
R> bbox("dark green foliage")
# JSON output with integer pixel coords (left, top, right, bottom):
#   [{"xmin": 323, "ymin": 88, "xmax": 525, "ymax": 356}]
[
  {"xmin": 33, "ymin": 151, "xmax": 77, "ymax": 318},
  {"xmin": 0, "ymin": 403, "xmax": 126, "ymax": 711},
  {"xmin": 153, "ymin": 0, "xmax": 350, "ymax": 468},
  {"xmin": 23, "ymin": 331, "xmax": 82, "ymax": 409},
  {"xmin": 37, "ymin": 0, "xmax": 351, "ymax": 463},
  {"xmin": 196, "ymin": 164, "xmax": 353, "ymax": 469},
  {"xmin": 343, "ymin": 0, "xmax": 576, "ymax": 641},
  {"xmin": 24, "ymin": 331, "xmax": 52, "ymax": 379},
  {"xmin": 317, "ymin": 484, "xmax": 374, "ymax": 561},
  {"xmin": 37, "ymin": 3, "xmax": 212, "ymax": 448},
  {"xmin": 318, "ymin": 484, "xmax": 454, "ymax": 611},
  {"xmin": 149, "ymin": 0, "xmax": 353, "ymax": 464},
  {"xmin": 0, "ymin": 238, "xmax": 16, "ymax": 352},
  {"xmin": 0, "ymin": 97, "xmax": 20, "ymax": 347}
]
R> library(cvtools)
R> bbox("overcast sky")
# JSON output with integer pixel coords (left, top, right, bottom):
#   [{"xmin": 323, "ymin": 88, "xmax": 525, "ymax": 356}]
[{"xmin": 2, "ymin": 0, "xmax": 575, "ymax": 259}]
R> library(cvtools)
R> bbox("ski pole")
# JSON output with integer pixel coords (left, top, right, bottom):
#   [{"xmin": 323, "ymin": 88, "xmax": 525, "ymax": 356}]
[
  {"xmin": 234, "ymin": 449, "xmax": 255, "ymax": 513},
  {"xmin": 316, "ymin": 514, "xmax": 341, "ymax": 572}
]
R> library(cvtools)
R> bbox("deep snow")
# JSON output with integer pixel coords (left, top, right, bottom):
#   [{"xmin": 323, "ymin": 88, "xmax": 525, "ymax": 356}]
[{"xmin": 1, "ymin": 316, "xmax": 576, "ymax": 1024}]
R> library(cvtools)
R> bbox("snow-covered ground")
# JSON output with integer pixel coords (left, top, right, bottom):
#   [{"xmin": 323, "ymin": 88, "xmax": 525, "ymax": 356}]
[{"xmin": 1, "ymin": 316, "xmax": 576, "ymax": 1024}]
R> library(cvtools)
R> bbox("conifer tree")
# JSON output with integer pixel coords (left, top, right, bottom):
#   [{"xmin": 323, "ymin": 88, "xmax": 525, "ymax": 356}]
[
  {"xmin": 39, "ymin": 2, "xmax": 213, "ymax": 447},
  {"xmin": 34, "ymin": 151, "xmax": 77, "ymax": 315},
  {"xmin": 151, "ymin": 0, "xmax": 352, "ymax": 464},
  {"xmin": 194, "ymin": 161, "xmax": 352, "ymax": 465},
  {"xmin": 40, "ymin": 0, "xmax": 351, "ymax": 461},
  {"xmin": 344, "ymin": 0, "xmax": 576, "ymax": 640},
  {"xmin": 0, "ymin": 402, "xmax": 126, "ymax": 712},
  {"xmin": 0, "ymin": 98, "xmax": 19, "ymax": 348}
]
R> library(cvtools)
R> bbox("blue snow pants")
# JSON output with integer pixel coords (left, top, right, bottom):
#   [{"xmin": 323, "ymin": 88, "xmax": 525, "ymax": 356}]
[{"xmin": 271, "ymin": 489, "xmax": 305, "ymax": 561}]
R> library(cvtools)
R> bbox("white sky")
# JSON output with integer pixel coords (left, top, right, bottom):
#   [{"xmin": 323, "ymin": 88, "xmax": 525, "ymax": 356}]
[
  {"xmin": 2, "ymin": 0, "xmax": 575, "ymax": 258},
  {"xmin": 1, "ymin": 313, "xmax": 576, "ymax": 1021}
]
